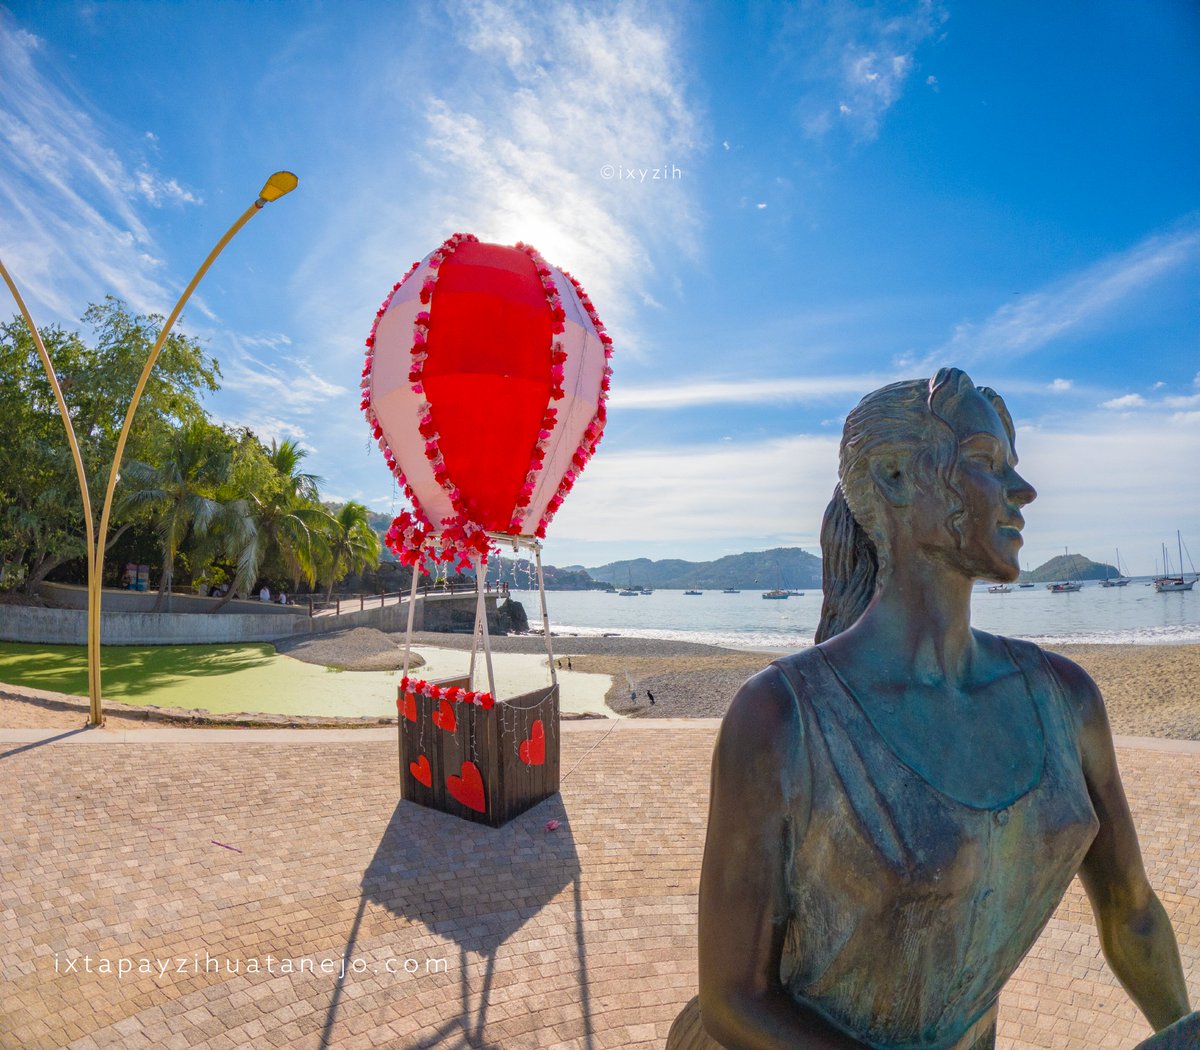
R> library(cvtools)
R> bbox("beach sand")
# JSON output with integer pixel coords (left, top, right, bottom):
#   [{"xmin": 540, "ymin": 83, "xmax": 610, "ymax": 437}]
[
  {"xmin": 384, "ymin": 632, "xmax": 1200, "ymax": 739},
  {"xmin": 2, "ymin": 631, "xmax": 1197, "ymax": 739}
]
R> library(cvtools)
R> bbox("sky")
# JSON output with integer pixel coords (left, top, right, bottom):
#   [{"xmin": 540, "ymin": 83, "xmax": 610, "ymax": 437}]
[{"xmin": 1, "ymin": 1, "xmax": 1197, "ymax": 575}]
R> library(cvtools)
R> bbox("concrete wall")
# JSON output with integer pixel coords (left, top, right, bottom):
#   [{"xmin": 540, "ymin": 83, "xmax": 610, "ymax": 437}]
[
  {"xmin": 0, "ymin": 592, "xmax": 497, "ymax": 646},
  {"xmin": 39, "ymin": 582, "xmax": 301, "ymax": 616}
]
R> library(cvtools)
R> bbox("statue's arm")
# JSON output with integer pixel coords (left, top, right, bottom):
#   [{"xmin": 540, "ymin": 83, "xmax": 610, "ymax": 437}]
[
  {"xmin": 696, "ymin": 665, "xmax": 870, "ymax": 1050},
  {"xmin": 1048, "ymin": 652, "xmax": 1192, "ymax": 1031}
]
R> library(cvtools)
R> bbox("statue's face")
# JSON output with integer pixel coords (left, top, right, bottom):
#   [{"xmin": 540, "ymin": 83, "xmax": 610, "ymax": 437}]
[{"xmin": 920, "ymin": 388, "xmax": 1037, "ymax": 582}]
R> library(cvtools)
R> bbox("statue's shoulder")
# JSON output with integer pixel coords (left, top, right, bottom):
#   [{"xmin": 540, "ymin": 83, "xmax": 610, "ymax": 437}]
[
  {"xmin": 983, "ymin": 630, "xmax": 1106, "ymax": 735},
  {"xmin": 719, "ymin": 656, "xmax": 812, "ymax": 754}
]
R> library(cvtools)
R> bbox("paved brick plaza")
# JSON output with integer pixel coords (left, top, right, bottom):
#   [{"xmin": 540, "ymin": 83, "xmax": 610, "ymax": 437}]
[{"xmin": 1, "ymin": 723, "xmax": 1197, "ymax": 1049}]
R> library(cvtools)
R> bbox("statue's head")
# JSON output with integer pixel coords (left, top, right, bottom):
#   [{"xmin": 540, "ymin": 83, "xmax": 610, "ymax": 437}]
[{"xmin": 817, "ymin": 367, "xmax": 1036, "ymax": 640}]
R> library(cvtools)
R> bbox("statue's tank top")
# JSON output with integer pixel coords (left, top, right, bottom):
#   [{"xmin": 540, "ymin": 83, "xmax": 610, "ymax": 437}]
[{"xmin": 773, "ymin": 638, "xmax": 1099, "ymax": 1050}]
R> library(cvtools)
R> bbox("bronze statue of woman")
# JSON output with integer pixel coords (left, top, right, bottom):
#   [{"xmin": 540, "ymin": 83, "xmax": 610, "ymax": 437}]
[{"xmin": 669, "ymin": 369, "xmax": 1195, "ymax": 1049}]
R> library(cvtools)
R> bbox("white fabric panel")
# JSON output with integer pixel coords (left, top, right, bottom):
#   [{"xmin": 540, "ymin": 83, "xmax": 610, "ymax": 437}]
[
  {"xmin": 368, "ymin": 254, "xmax": 457, "ymax": 529},
  {"xmin": 521, "ymin": 270, "xmax": 606, "ymax": 530}
]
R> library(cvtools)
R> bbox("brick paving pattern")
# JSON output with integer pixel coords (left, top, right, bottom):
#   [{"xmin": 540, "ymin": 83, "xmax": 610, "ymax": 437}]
[{"xmin": 1, "ymin": 725, "xmax": 1196, "ymax": 1049}]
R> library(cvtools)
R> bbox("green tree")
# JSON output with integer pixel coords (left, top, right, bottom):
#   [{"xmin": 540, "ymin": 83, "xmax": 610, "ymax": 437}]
[
  {"xmin": 0, "ymin": 299, "xmax": 220, "ymax": 593},
  {"xmin": 118, "ymin": 421, "xmax": 233, "ymax": 609},
  {"xmin": 200, "ymin": 433, "xmax": 330, "ymax": 609},
  {"xmin": 319, "ymin": 502, "xmax": 382, "ymax": 602}
]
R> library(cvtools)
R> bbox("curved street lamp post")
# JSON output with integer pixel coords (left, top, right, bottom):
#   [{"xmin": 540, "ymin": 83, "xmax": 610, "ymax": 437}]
[{"xmin": 1, "ymin": 171, "xmax": 298, "ymax": 726}]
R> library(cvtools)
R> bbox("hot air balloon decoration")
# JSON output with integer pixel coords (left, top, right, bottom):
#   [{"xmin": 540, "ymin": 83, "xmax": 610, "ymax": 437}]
[{"xmin": 361, "ymin": 233, "xmax": 613, "ymax": 825}]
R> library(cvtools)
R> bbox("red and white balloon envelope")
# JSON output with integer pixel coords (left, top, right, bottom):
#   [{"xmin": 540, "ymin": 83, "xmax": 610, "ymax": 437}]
[
  {"xmin": 365, "ymin": 233, "xmax": 608, "ymax": 825},
  {"xmin": 361, "ymin": 232, "xmax": 613, "ymax": 570}
]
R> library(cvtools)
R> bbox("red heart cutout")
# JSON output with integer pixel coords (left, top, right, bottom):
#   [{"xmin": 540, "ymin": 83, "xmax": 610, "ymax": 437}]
[
  {"xmin": 518, "ymin": 719, "xmax": 546, "ymax": 766},
  {"xmin": 399, "ymin": 690, "xmax": 417, "ymax": 722},
  {"xmin": 409, "ymin": 754, "xmax": 432, "ymax": 787},
  {"xmin": 446, "ymin": 760, "xmax": 486, "ymax": 812},
  {"xmin": 431, "ymin": 698, "xmax": 457, "ymax": 733}
]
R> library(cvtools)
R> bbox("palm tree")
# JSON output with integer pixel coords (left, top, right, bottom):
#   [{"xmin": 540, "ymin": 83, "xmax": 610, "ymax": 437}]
[
  {"xmin": 118, "ymin": 420, "xmax": 231, "ymax": 610},
  {"xmin": 267, "ymin": 438, "xmax": 320, "ymax": 503},
  {"xmin": 204, "ymin": 435, "xmax": 325, "ymax": 610},
  {"xmin": 263, "ymin": 438, "xmax": 323, "ymax": 589},
  {"xmin": 320, "ymin": 502, "xmax": 382, "ymax": 602}
]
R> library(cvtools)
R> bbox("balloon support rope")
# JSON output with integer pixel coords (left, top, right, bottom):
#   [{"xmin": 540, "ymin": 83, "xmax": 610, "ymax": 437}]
[
  {"xmin": 401, "ymin": 563, "xmax": 420, "ymax": 679},
  {"xmin": 534, "ymin": 544, "xmax": 558, "ymax": 687},
  {"xmin": 472, "ymin": 554, "xmax": 497, "ymax": 700},
  {"xmin": 484, "ymin": 532, "xmax": 558, "ymax": 691}
]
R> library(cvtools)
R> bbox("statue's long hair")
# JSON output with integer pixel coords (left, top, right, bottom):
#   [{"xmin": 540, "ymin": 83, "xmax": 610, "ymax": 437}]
[{"xmin": 814, "ymin": 368, "xmax": 1015, "ymax": 644}]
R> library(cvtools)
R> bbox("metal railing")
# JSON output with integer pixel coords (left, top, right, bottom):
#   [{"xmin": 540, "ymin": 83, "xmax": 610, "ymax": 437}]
[{"xmin": 307, "ymin": 580, "xmax": 511, "ymax": 618}]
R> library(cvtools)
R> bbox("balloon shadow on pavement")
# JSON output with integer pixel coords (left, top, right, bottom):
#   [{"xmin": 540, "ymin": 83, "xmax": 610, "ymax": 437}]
[{"xmin": 321, "ymin": 792, "xmax": 591, "ymax": 1049}]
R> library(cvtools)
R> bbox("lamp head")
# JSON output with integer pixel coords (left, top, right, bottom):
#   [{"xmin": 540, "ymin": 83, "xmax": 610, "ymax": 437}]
[{"xmin": 256, "ymin": 171, "xmax": 298, "ymax": 207}]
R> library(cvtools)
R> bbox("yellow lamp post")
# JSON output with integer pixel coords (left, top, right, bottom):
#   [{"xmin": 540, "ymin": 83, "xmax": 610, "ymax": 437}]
[{"xmin": 1, "ymin": 172, "xmax": 298, "ymax": 726}]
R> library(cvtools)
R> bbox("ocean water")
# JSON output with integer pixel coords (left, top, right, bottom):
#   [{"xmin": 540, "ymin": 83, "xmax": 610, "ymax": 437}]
[{"xmin": 514, "ymin": 579, "xmax": 1200, "ymax": 652}]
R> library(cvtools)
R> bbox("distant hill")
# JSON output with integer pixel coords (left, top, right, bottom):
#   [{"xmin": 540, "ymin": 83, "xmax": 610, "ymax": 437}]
[
  {"xmin": 1020, "ymin": 553, "xmax": 1118, "ymax": 584},
  {"xmin": 588, "ymin": 547, "xmax": 823, "ymax": 590}
]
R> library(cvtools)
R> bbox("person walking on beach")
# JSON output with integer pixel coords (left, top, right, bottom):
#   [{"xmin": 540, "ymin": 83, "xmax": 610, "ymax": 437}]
[{"xmin": 647, "ymin": 689, "xmax": 656, "ymax": 705}]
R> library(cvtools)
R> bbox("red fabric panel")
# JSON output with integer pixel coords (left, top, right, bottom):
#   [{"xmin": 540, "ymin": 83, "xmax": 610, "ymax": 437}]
[{"xmin": 423, "ymin": 243, "xmax": 552, "ymax": 530}]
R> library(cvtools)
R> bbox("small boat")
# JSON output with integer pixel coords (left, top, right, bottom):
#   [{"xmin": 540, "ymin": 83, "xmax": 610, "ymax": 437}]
[
  {"xmin": 786, "ymin": 590, "xmax": 805, "ymax": 597},
  {"xmin": 1154, "ymin": 531, "xmax": 1197, "ymax": 592},
  {"xmin": 1048, "ymin": 547, "xmax": 1083, "ymax": 592},
  {"xmin": 722, "ymin": 588, "xmax": 740, "ymax": 593},
  {"xmin": 988, "ymin": 584, "xmax": 1012, "ymax": 594},
  {"xmin": 762, "ymin": 589, "xmax": 789, "ymax": 599},
  {"xmin": 618, "ymin": 589, "xmax": 639, "ymax": 597},
  {"xmin": 684, "ymin": 589, "xmax": 703, "ymax": 595},
  {"xmin": 1018, "ymin": 582, "xmax": 1035, "ymax": 588},
  {"xmin": 1099, "ymin": 547, "xmax": 1131, "ymax": 587}
]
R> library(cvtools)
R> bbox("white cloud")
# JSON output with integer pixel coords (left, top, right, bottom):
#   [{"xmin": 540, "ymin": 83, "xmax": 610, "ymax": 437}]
[
  {"xmin": 134, "ymin": 168, "xmax": 201, "ymax": 208},
  {"xmin": 782, "ymin": 0, "xmax": 947, "ymax": 142},
  {"xmin": 551, "ymin": 434, "xmax": 841, "ymax": 549},
  {"xmin": 611, "ymin": 373, "xmax": 899, "ymax": 410},
  {"xmin": 410, "ymin": 1, "xmax": 701, "ymax": 357},
  {"xmin": 1016, "ymin": 420, "xmax": 1200, "ymax": 575},
  {"xmin": 1101, "ymin": 393, "xmax": 1147, "ymax": 410},
  {"xmin": 0, "ymin": 14, "xmax": 199, "ymax": 323},
  {"xmin": 1164, "ymin": 393, "xmax": 1200, "ymax": 409},
  {"xmin": 924, "ymin": 224, "xmax": 1200, "ymax": 369},
  {"xmin": 1048, "ymin": 378, "xmax": 1072, "ymax": 392},
  {"xmin": 222, "ymin": 351, "xmax": 349, "ymax": 412}
]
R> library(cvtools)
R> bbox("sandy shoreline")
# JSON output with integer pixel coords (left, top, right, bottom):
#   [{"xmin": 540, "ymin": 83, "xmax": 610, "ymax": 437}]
[
  {"xmin": 396, "ymin": 632, "xmax": 1200, "ymax": 738},
  {"xmin": 1, "ymin": 631, "xmax": 1197, "ymax": 739}
]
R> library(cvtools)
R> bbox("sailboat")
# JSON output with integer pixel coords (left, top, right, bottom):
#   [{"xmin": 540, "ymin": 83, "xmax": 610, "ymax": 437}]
[
  {"xmin": 1154, "ymin": 531, "xmax": 1197, "ymax": 592},
  {"xmin": 1047, "ymin": 548, "xmax": 1082, "ymax": 593},
  {"xmin": 1099, "ymin": 548, "xmax": 1130, "ymax": 588}
]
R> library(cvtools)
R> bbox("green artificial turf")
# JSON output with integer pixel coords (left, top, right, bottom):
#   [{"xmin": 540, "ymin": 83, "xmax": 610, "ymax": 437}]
[{"xmin": 0, "ymin": 641, "xmax": 400, "ymax": 719}]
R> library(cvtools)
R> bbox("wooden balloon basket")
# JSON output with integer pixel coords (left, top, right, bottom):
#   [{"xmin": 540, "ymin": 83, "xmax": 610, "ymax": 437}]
[{"xmin": 396, "ymin": 533, "xmax": 561, "ymax": 827}]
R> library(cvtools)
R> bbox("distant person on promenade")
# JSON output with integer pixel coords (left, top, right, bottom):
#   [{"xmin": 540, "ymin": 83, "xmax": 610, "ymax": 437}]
[{"xmin": 259, "ymin": 585, "xmax": 270, "ymax": 602}]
